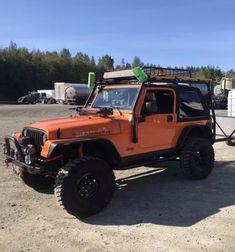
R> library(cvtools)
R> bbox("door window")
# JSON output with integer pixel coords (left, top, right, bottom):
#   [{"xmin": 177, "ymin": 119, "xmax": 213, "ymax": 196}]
[{"xmin": 141, "ymin": 90, "xmax": 174, "ymax": 115}]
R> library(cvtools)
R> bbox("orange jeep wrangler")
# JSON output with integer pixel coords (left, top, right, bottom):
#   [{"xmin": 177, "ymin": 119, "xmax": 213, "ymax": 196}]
[{"xmin": 4, "ymin": 67, "xmax": 215, "ymax": 218}]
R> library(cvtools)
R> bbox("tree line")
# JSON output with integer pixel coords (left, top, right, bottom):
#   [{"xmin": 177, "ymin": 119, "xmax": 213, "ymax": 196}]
[{"xmin": 0, "ymin": 42, "xmax": 234, "ymax": 101}]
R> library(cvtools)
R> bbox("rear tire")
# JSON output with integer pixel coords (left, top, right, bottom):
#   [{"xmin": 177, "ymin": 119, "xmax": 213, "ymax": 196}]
[
  {"xmin": 47, "ymin": 97, "xmax": 56, "ymax": 104},
  {"xmin": 54, "ymin": 157, "xmax": 115, "ymax": 218},
  {"xmin": 181, "ymin": 138, "xmax": 214, "ymax": 179},
  {"xmin": 20, "ymin": 170, "xmax": 55, "ymax": 190}
]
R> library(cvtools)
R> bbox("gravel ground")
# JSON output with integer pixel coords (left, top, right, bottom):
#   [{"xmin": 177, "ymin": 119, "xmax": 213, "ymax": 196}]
[{"xmin": 0, "ymin": 104, "xmax": 235, "ymax": 252}]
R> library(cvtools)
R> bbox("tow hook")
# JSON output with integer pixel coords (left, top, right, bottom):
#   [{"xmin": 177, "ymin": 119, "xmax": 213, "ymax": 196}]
[
  {"xmin": 4, "ymin": 158, "xmax": 11, "ymax": 168},
  {"xmin": 19, "ymin": 168, "xmax": 24, "ymax": 177}
]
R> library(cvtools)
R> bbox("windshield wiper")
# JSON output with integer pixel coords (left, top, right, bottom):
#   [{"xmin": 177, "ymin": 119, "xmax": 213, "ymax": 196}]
[
  {"xmin": 96, "ymin": 107, "xmax": 113, "ymax": 116},
  {"xmin": 75, "ymin": 107, "xmax": 97, "ymax": 115},
  {"xmin": 113, "ymin": 106, "xmax": 122, "ymax": 116},
  {"xmin": 73, "ymin": 106, "xmax": 113, "ymax": 117}
]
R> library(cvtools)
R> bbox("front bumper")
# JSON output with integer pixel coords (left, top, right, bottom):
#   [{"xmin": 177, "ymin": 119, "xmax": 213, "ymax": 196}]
[{"xmin": 4, "ymin": 135, "xmax": 45, "ymax": 174}]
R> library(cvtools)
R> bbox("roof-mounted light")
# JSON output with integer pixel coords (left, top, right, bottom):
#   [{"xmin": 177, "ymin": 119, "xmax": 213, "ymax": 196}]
[
  {"xmin": 103, "ymin": 67, "xmax": 148, "ymax": 82},
  {"xmin": 103, "ymin": 69, "xmax": 135, "ymax": 79}
]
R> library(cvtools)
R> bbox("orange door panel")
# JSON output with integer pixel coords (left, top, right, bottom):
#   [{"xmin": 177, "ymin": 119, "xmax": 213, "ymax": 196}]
[{"xmin": 138, "ymin": 113, "xmax": 177, "ymax": 150}]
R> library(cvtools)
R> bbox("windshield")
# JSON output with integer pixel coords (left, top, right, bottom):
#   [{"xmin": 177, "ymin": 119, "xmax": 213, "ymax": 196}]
[{"xmin": 92, "ymin": 86, "xmax": 139, "ymax": 110}]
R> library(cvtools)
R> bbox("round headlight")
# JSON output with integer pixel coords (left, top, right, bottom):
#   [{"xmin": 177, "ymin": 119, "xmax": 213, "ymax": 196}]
[
  {"xmin": 42, "ymin": 133, "xmax": 47, "ymax": 145},
  {"xmin": 22, "ymin": 128, "xmax": 28, "ymax": 137}
]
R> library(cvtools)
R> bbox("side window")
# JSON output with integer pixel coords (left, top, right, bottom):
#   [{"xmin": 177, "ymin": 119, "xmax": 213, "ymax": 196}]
[
  {"xmin": 141, "ymin": 90, "xmax": 174, "ymax": 115},
  {"xmin": 154, "ymin": 91, "xmax": 174, "ymax": 114},
  {"xmin": 179, "ymin": 91, "xmax": 205, "ymax": 118}
]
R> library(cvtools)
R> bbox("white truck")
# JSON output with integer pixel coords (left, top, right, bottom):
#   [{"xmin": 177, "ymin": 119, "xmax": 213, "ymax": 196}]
[
  {"xmin": 37, "ymin": 90, "xmax": 56, "ymax": 104},
  {"xmin": 54, "ymin": 82, "xmax": 90, "ymax": 105}
]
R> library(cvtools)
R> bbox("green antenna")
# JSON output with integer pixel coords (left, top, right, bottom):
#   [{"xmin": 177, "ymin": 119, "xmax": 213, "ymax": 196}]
[
  {"xmin": 133, "ymin": 67, "xmax": 148, "ymax": 82},
  {"xmin": 88, "ymin": 72, "xmax": 95, "ymax": 88}
]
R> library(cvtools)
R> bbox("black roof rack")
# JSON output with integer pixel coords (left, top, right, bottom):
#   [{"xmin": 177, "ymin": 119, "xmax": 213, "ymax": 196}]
[
  {"xmin": 101, "ymin": 67, "xmax": 212, "ymax": 87},
  {"xmin": 143, "ymin": 66, "xmax": 192, "ymax": 78}
]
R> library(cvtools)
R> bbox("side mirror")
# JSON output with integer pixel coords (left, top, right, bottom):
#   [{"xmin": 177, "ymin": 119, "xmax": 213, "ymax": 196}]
[{"xmin": 146, "ymin": 101, "xmax": 158, "ymax": 114}]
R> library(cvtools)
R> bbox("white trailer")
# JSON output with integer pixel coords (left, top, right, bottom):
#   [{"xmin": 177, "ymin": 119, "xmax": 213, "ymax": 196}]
[
  {"xmin": 54, "ymin": 82, "xmax": 91, "ymax": 105},
  {"xmin": 221, "ymin": 77, "xmax": 235, "ymax": 90}
]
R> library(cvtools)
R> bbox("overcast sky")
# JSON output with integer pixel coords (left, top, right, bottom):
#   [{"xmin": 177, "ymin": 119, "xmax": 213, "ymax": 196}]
[{"xmin": 0, "ymin": 0, "xmax": 235, "ymax": 70}]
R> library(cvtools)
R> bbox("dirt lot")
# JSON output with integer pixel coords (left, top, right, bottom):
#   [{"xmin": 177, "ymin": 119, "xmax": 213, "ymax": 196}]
[{"xmin": 0, "ymin": 104, "xmax": 235, "ymax": 252}]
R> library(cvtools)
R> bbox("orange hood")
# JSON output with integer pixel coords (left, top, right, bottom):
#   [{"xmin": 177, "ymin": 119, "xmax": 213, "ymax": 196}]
[{"xmin": 25, "ymin": 115, "xmax": 121, "ymax": 139}]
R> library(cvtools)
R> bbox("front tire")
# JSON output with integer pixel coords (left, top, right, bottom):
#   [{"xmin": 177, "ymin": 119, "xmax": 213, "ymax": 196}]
[
  {"xmin": 181, "ymin": 138, "xmax": 214, "ymax": 179},
  {"xmin": 54, "ymin": 157, "xmax": 115, "ymax": 218}
]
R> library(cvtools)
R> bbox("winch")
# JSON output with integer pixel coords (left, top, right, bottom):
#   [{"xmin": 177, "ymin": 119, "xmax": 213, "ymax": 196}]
[{"xmin": 19, "ymin": 137, "xmax": 37, "ymax": 165}]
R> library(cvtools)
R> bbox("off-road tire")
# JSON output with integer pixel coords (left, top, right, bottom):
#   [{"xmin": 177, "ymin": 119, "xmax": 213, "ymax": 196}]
[
  {"xmin": 54, "ymin": 157, "xmax": 115, "ymax": 218},
  {"xmin": 20, "ymin": 171, "xmax": 55, "ymax": 190},
  {"xmin": 181, "ymin": 138, "xmax": 214, "ymax": 179},
  {"xmin": 226, "ymin": 138, "xmax": 235, "ymax": 146}
]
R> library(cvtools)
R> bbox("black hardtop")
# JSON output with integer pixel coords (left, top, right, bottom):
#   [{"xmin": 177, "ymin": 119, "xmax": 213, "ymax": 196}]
[
  {"xmin": 144, "ymin": 83, "xmax": 203, "ymax": 92},
  {"xmin": 143, "ymin": 83, "xmax": 210, "ymax": 114}
]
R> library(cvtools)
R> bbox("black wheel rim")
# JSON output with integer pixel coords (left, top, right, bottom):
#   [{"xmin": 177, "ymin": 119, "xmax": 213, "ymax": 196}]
[
  {"xmin": 76, "ymin": 173, "xmax": 99, "ymax": 199},
  {"xmin": 195, "ymin": 149, "xmax": 208, "ymax": 168}
]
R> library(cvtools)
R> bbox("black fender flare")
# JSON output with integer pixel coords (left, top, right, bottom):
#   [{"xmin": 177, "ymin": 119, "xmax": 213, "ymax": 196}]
[
  {"xmin": 176, "ymin": 125, "xmax": 214, "ymax": 151},
  {"xmin": 47, "ymin": 137, "xmax": 121, "ymax": 161}
]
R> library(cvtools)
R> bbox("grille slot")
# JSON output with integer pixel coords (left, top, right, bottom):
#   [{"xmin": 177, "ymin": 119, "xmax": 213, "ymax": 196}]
[{"xmin": 25, "ymin": 129, "xmax": 44, "ymax": 153}]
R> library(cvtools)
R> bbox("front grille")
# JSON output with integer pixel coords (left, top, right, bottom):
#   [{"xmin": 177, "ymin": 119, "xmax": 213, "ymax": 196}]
[{"xmin": 25, "ymin": 128, "xmax": 44, "ymax": 153}]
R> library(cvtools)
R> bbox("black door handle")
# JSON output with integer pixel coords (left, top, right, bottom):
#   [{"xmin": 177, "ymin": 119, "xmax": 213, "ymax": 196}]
[{"xmin": 167, "ymin": 115, "xmax": 173, "ymax": 122}]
